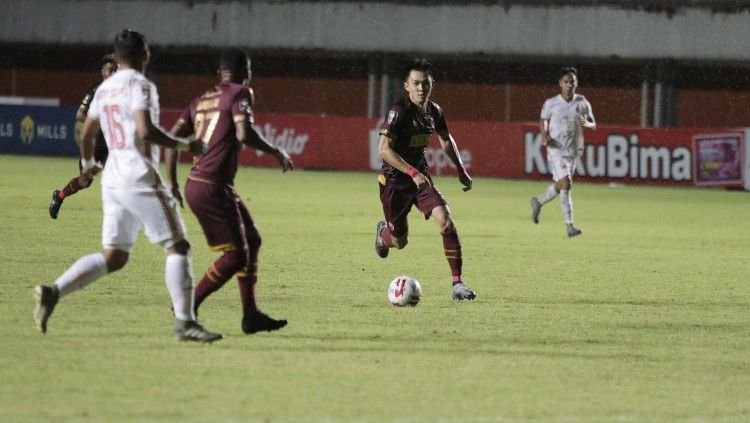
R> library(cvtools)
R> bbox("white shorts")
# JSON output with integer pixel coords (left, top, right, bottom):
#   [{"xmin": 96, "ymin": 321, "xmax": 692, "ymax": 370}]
[
  {"xmin": 101, "ymin": 185, "xmax": 188, "ymax": 252},
  {"xmin": 547, "ymin": 148, "xmax": 577, "ymax": 182}
]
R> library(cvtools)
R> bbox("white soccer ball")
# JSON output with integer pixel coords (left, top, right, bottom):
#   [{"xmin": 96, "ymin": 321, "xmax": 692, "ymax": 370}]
[{"xmin": 388, "ymin": 275, "xmax": 422, "ymax": 307}]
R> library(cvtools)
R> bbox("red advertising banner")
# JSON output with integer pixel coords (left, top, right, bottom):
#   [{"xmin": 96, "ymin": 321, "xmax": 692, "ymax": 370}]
[{"xmin": 160, "ymin": 110, "xmax": 744, "ymax": 187}]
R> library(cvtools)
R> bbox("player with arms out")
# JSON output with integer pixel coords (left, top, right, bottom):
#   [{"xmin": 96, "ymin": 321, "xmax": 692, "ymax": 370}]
[
  {"xmin": 49, "ymin": 54, "xmax": 117, "ymax": 219},
  {"xmin": 34, "ymin": 30, "xmax": 223, "ymax": 343},
  {"xmin": 374, "ymin": 58, "xmax": 476, "ymax": 301},
  {"xmin": 167, "ymin": 48, "xmax": 293, "ymax": 334},
  {"xmin": 531, "ymin": 67, "xmax": 596, "ymax": 237}
]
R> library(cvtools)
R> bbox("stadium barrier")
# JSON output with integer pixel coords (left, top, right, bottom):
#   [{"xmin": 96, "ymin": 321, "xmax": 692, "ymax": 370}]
[
  {"xmin": 0, "ymin": 104, "xmax": 744, "ymax": 188},
  {"xmin": 161, "ymin": 109, "xmax": 745, "ymax": 188},
  {"xmin": 0, "ymin": 104, "xmax": 78, "ymax": 157}
]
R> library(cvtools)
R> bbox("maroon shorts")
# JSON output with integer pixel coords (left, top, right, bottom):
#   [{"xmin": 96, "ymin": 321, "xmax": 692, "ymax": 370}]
[
  {"xmin": 185, "ymin": 176, "xmax": 257, "ymax": 252},
  {"xmin": 379, "ymin": 174, "xmax": 447, "ymax": 237}
]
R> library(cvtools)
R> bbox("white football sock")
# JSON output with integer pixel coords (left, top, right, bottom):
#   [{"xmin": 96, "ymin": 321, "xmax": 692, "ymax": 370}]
[
  {"xmin": 165, "ymin": 254, "xmax": 195, "ymax": 321},
  {"xmin": 560, "ymin": 189, "xmax": 573, "ymax": 224},
  {"xmin": 54, "ymin": 253, "xmax": 108, "ymax": 298},
  {"xmin": 537, "ymin": 184, "xmax": 558, "ymax": 205}
]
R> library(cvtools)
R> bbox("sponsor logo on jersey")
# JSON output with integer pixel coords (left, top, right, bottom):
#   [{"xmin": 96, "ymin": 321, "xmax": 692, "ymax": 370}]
[
  {"xmin": 238, "ymin": 99, "xmax": 251, "ymax": 115},
  {"xmin": 524, "ymin": 131, "xmax": 692, "ymax": 181},
  {"xmin": 408, "ymin": 134, "xmax": 430, "ymax": 148},
  {"xmin": 387, "ymin": 110, "xmax": 397, "ymax": 125},
  {"xmin": 140, "ymin": 83, "xmax": 151, "ymax": 100}
]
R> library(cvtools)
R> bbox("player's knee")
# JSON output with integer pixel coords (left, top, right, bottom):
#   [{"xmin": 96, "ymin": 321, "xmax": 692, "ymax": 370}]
[
  {"xmin": 223, "ymin": 249, "xmax": 248, "ymax": 274},
  {"xmin": 555, "ymin": 177, "xmax": 571, "ymax": 191},
  {"xmin": 562, "ymin": 177, "xmax": 572, "ymax": 190},
  {"xmin": 440, "ymin": 219, "xmax": 456, "ymax": 235},
  {"xmin": 104, "ymin": 250, "xmax": 129, "ymax": 272},
  {"xmin": 247, "ymin": 231, "xmax": 261, "ymax": 251},
  {"xmin": 169, "ymin": 240, "xmax": 191, "ymax": 255}
]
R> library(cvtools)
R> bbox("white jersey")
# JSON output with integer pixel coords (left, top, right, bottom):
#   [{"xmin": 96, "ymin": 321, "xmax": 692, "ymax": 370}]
[
  {"xmin": 540, "ymin": 94, "xmax": 594, "ymax": 157},
  {"xmin": 88, "ymin": 68, "xmax": 163, "ymax": 188}
]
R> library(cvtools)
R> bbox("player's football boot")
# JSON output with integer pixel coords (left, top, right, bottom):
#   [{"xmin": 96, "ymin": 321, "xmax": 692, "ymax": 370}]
[
  {"xmin": 530, "ymin": 197, "xmax": 542, "ymax": 224},
  {"xmin": 242, "ymin": 312, "xmax": 288, "ymax": 334},
  {"xmin": 375, "ymin": 221, "xmax": 389, "ymax": 258},
  {"xmin": 452, "ymin": 282, "xmax": 477, "ymax": 301},
  {"xmin": 567, "ymin": 224, "xmax": 582, "ymax": 238},
  {"xmin": 33, "ymin": 285, "xmax": 59, "ymax": 333},
  {"xmin": 49, "ymin": 190, "xmax": 63, "ymax": 219},
  {"xmin": 173, "ymin": 319, "xmax": 224, "ymax": 343}
]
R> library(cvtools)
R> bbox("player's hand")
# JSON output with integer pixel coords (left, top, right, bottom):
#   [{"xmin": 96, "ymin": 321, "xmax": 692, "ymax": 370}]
[
  {"xmin": 188, "ymin": 140, "xmax": 206, "ymax": 156},
  {"xmin": 459, "ymin": 170, "xmax": 472, "ymax": 192},
  {"xmin": 170, "ymin": 184, "xmax": 184, "ymax": 208},
  {"xmin": 411, "ymin": 172, "xmax": 431, "ymax": 191},
  {"xmin": 577, "ymin": 113, "xmax": 587, "ymax": 127},
  {"xmin": 274, "ymin": 148, "xmax": 294, "ymax": 172},
  {"xmin": 542, "ymin": 133, "xmax": 552, "ymax": 146}
]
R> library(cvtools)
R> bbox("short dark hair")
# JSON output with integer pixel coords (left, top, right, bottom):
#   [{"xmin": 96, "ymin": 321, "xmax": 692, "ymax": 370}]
[
  {"xmin": 404, "ymin": 58, "xmax": 433, "ymax": 81},
  {"xmin": 114, "ymin": 29, "xmax": 148, "ymax": 65},
  {"xmin": 219, "ymin": 48, "xmax": 250, "ymax": 73},
  {"xmin": 559, "ymin": 66, "xmax": 578, "ymax": 80}
]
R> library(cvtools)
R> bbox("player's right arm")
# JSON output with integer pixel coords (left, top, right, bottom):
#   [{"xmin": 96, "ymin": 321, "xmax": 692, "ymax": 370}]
[
  {"xmin": 134, "ymin": 110, "xmax": 202, "ymax": 155},
  {"xmin": 539, "ymin": 118, "xmax": 551, "ymax": 146},
  {"xmin": 378, "ymin": 134, "xmax": 430, "ymax": 190}
]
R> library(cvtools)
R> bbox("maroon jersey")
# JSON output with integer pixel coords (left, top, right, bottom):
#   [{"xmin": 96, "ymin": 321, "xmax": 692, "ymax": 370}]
[
  {"xmin": 379, "ymin": 97, "xmax": 448, "ymax": 180},
  {"xmin": 177, "ymin": 82, "xmax": 254, "ymax": 185}
]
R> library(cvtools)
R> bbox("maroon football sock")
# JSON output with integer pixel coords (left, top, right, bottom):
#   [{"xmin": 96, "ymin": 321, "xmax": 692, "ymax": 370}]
[
  {"xmin": 381, "ymin": 225, "xmax": 397, "ymax": 248},
  {"xmin": 60, "ymin": 175, "xmax": 86, "ymax": 199},
  {"xmin": 442, "ymin": 230, "xmax": 463, "ymax": 283},
  {"xmin": 237, "ymin": 273, "xmax": 259, "ymax": 316},
  {"xmin": 193, "ymin": 253, "xmax": 241, "ymax": 313},
  {"xmin": 237, "ymin": 247, "xmax": 260, "ymax": 316}
]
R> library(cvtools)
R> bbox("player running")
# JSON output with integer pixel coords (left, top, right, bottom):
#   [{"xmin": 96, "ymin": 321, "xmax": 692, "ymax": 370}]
[
  {"xmin": 34, "ymin": 29, "xmax": 222, "ymax": 343},
  {"xmin": 374, "ymin": 58, "xmax": 476, "ymax": 301},
  {"xmin": 530, "ymin": 67, "xmax": 596, "ymax": 237},
  {"xmin": 49, "ymin": 54, "xmax": 117, "ymax": 219},
  {"xmin": 167, "ymin": 48, "xmax": 293, "ymax": 334}
]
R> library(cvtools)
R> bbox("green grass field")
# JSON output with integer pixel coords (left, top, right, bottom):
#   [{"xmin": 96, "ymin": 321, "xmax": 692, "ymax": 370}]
[{"xmin": 1, "ymin": 154, "xmax": 748, "ymax": 422}]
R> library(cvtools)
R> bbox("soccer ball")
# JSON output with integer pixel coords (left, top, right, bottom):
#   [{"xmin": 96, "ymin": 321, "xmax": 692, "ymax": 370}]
[{"xmin": 388, "ymin": 276, "xmax": 422, "ymax": 307}]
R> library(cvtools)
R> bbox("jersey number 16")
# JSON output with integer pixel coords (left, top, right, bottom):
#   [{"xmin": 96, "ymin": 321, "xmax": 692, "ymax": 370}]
[{"xmin": 103, "ymin": 105, "xmax": 126, "ymax": 149}]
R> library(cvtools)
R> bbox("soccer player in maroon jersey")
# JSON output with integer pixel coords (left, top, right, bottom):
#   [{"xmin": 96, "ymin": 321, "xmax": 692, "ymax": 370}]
[
  {"xmin": 375, "ymin": 58, "xmax": 477, "ymax": 300},
  {"xmin": 49, "ymin": 54, "xmax": 117, "ymax": 219},
  {"xmin": 167, "ymin": 48, "xmax": 293, "ymax": 334}
]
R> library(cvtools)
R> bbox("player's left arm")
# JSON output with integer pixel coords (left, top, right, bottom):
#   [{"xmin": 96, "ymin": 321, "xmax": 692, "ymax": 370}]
[
  {"xmin": 578, "ymin": 99, "xmax": 596, "ymax": 131},
  {"xmin": 233, "ymin": 88, "xmax": 292, "ymax": 172},
  {"xmin": 240, "ymin": 122, "xmax": 293, "ymax": 172},
  {"xmin": 437, "ymin": 129, "xmax": 472, "ymax": 192}
]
